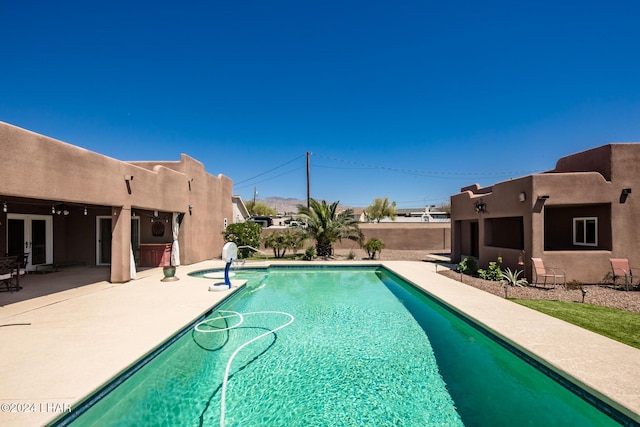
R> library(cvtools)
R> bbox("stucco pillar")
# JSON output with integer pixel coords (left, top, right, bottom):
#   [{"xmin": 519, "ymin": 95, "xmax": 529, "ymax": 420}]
[{"xmin": 110, "ymin": 206, "xmax": 132, "ymax": 283}]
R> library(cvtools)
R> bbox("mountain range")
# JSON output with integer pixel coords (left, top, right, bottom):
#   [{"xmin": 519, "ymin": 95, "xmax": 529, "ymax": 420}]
[{"xmin": 256, "ymin": 197, "xmax": 352, "ymax": 214}]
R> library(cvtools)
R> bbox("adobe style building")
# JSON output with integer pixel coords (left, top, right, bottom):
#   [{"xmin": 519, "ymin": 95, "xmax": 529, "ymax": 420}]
[
  {"xmin": 451, "ymin": 143, "xmax": 640, "ymax": 284},
  {"xmin": 0, "ymin": 121, "xmax": 233, "ymax": 283}
]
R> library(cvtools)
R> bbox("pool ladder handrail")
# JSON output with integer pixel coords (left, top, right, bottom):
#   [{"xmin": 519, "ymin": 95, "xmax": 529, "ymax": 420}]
[{"xmin": 237, "ymin": 245, "xmax": 270, "ymax": 260}]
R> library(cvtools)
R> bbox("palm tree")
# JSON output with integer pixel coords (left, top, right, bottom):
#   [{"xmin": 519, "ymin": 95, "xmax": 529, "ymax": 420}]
[
  {"xmin": 263, "ymin": 229, "xmax": 305, "ymax": 258},
  {"xmin": 297, "ymin": 199, "xmax": 362, "ymax": 257}
]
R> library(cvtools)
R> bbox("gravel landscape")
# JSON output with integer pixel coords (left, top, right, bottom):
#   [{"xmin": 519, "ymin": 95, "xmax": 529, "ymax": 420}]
[{"xmin": 331, "ymin": 249, "xmax": 640, "ymax": 314}]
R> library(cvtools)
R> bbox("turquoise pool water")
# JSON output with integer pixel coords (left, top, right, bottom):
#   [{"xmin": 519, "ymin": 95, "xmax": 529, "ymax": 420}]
[{"xmin": 61, "ymin": 267, "xmax": 620, "ymax": 426}]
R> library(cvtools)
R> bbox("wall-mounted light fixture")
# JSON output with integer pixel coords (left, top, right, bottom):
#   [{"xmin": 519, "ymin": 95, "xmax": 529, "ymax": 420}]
[
  {"xmin": 3, "ymin": 202, "xmax": 7, "ymax": 213},
  {"xmin": 188, "ymin": 178, "xmax": 194, "ymax": 191},
  {"xmin": 84, "ymin": 207, "xmax": 88, "ymax": 216},
  {"xmin": 474, "ymin": 199, "xmax": 487, "ymax": 214},
  {"xmin": 55, "ymin": 204, "xmax": 70, "ymax": 215},
  {"xmin": 124, "ymin": 175, "xmax": 134, "ymax": 194},
  {"xmin": 189, "ymin": 204, "xmax": 193, "ymax": 215},
  {"xmin": 52, "ymin": 205, "xmax": 56, "ymax": 214},
  {"xmin": 620, "ymin": 188, "xmax": 632, "ymax": 203},
  {"xmin": 518, "ymin": 192, "xmax": 526, "ymax": 202}
]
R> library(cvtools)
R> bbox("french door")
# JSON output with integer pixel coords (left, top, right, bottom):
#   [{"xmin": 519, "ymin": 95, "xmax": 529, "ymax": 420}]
[{"xmin": 7, "ymin": 214, "xmax": 53, "ymax": 271}]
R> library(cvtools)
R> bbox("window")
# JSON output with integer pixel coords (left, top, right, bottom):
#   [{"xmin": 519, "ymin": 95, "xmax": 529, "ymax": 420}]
[{"xmin": 573, "ymin": 217, "xmax": 597, "ymax": 246}]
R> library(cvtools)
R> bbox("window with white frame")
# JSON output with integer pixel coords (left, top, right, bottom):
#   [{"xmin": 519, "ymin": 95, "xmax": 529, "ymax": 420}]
[{"xmin": 573, "ymin": 217, "xmax": 597, "ymax": 246}]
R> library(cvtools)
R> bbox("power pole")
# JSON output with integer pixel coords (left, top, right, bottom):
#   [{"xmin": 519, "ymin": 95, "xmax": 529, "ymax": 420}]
[
  {"xmin": 306, "ymin": 152, "xmax": 311, "ymax": 209},
  {"xmin": 253, "ymin": 187, "xmax": 257, "ymax": 205}
]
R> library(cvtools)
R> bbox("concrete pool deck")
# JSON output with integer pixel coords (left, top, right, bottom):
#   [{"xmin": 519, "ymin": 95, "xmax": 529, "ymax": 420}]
[{"xmin": 0, "ymin": 260, "xmax": 639, "ymax": 426}]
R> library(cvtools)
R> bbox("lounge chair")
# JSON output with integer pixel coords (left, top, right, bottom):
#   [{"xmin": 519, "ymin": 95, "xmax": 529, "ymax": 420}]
[
  {"xmin": 0, "ymin": 256, "xmax": 20, "ymax": 292},
  {"xmin": 609, "ymin": 258, "xmax": 637, "ymax": 290},
  {"xmin": 531, "ymin": 258, "xmax": 566, "ymax": 288}
]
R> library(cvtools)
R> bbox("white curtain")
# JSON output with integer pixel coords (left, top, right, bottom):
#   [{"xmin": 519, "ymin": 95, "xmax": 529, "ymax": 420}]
[
  {"xmin": 129, "ymin": 242, "xmax": 137, "ymax": 280},
  {"xmin": 171, "ymin": 212, "xmax": 181, "ymax": 266}
]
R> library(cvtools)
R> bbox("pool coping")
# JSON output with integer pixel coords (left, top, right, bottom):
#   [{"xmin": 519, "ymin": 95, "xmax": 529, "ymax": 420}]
[{"xmin": 0, "ymin": 260, "xmax": 638, "ymax": 426}]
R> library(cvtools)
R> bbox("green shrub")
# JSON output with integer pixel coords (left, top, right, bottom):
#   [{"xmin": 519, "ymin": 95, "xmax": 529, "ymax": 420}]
[
  {"xmin": 347, "ymin": 250, "xmax": 356, "ymax": 260},
  {"xmin": 478, "ymin": 257, "xmax": 503, "ymax": 281},
  {"xmin": 303, "ymin": 246, "xmax": 317, "ymax": 261},
  {"xmin": 362, "ymin": 238, "xmax": 385, "ymax": 259},
  {"xmin": 458, "ymin": 256, "xmax": 478, "ymax": 276},
  {"xmin": 221, "ymin": 222, "xmax": 262, "ymax": 258}
]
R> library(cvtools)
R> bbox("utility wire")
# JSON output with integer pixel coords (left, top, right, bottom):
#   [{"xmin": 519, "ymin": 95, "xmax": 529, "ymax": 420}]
[
  {"xmin": 313, "ymin": 153, "xmax": 543, "ymax": 177},
  {"xmin": 234, "ymin": 166, "xmax": 305, "ymax": 190},
  {"xmin": 233, "ymin": 154, "xmax": 306, "ymax": 186}
]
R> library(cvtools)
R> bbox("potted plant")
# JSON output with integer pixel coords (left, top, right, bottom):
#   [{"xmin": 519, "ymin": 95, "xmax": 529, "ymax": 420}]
[{"xmin": 161, "ymin": 243, "xmax": 179, "ymax": 282}]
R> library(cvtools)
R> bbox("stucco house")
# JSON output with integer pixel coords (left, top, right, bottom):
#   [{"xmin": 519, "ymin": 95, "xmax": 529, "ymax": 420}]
[
  {"xmin": 0, "ymin": 121, "xmax": 233, "ymax": 283},
  {"xmin": 232, "ymin": 195, "xmax": 250, "ymax": 223},
  {"xmin": 451, "ymin": 143, "xmax": 640, "ymax": 284}
]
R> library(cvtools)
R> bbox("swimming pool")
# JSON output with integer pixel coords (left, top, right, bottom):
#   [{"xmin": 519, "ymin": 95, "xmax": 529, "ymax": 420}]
[{"xmin": 58, "ymin": 266, "xmax": 621, "ymax": 426}]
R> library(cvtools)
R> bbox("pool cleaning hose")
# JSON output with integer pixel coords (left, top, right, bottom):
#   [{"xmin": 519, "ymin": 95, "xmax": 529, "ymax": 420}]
[{"xmin": 194, "ymin": 310, "xmax": 294, "ymax": 427}]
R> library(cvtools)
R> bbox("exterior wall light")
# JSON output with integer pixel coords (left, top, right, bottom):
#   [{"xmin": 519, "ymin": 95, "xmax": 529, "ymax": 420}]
[
  {"xmin": 519, "ymin": 192, "xmax": 526, "ymax": 202},
  {"xmin": 3, "ymin": 202, "xmax": 7, "ymax": 213},
  {"xmin": 124, "ymin": 175, "xmax": 134, "ymax": 194},
  {"xmin": 620, "ymin": 188, "xmax": 632, "ymax": 203},
  {"xmin": 474, "ymin": 199, "xmax": 487, "ymax": 213},
  {"xmin": 55, "ymin": 204, "xmax": 70, "ymax": 215}
]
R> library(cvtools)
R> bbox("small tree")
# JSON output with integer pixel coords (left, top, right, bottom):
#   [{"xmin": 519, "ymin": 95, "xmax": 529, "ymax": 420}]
[
  {"xmin": 263, "ymin": 229, "xmax": 306, "ymax": 258},
  {"xmin": 362, "ymin": 238, "xmax": 385, "ymax": 259},
  {"xmin": 221, "ymin": 222, "xmax": 262, "ymax": 258},
  {"xmin": 364, "ymin": 197, "xmax": 397, "ymax": 223},
  {"xmin": 246, "ymin": 201, "xmax": 277, "ymax": 216}
]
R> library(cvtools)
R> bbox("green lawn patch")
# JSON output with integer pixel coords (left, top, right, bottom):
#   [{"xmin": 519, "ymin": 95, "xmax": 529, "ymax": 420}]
[{"xmin": 510, "ymin": 299, "xmax": 640, "ymax": 350}]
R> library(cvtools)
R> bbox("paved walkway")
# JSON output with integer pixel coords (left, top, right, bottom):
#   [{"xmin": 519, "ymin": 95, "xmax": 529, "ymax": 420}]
[{"xmin": 0, "ymin": 261, "xmax": 638, "ymax": 426}]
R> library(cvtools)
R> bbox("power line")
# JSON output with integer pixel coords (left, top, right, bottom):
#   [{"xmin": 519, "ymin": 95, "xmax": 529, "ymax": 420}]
[
  {"xmin": 233, "ymin": 153, "xmax": 306, "ymax": 186},
  {"xmin": 234, "ymin": 166, "xmax": 305, "ymax": 190},
  {"xmin": 313, "ymin": 153, "xmax": 542, "ymax": 177}
]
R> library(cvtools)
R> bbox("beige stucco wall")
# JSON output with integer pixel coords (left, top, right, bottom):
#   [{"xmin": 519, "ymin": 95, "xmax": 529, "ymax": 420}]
[
  {"xmin": 451, "ymin": 143, "xmax": 640, "ymax": 284},
  {"xmin": 0, "ymin": 121, "xmax": 232, "ymax": 282},
  {"xmin": 261, "ymin": 223, "xmax": 451, "ymax": 253}
]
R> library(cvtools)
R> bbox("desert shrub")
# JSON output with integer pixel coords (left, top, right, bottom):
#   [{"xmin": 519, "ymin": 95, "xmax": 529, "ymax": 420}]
[
  {"xmin": 458, "ymin": 256, "xmax": 478, "ymax": 276},
  {"xmin": 303, "ymin": 246, "xmax": 317, "ymax": 261},
  {"xmin": 501, "ymin": 268, "xmax": 528, "ymax": 287},
  {"xmin": 478, "ymin": 257, "xmax": 503, "ymax": 281}
]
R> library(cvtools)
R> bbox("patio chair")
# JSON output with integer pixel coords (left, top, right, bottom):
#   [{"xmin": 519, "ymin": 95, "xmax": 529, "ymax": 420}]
[
  {"xmin": 609, "ymin": 258, "xmax": 637, "ymax": 290},
  {"xmin": 531, "ymin": 258, "xmax": 566, "ymax": 288},
  {"xmin": 0, "ymin": 256, "xmax": 20, "ymax": 292}
]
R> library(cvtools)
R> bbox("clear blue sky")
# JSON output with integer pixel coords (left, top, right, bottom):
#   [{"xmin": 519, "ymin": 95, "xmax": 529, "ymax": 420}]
[{"xmin": 2, "ymin": 1, "xmax": 640, "ymax": 208}]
